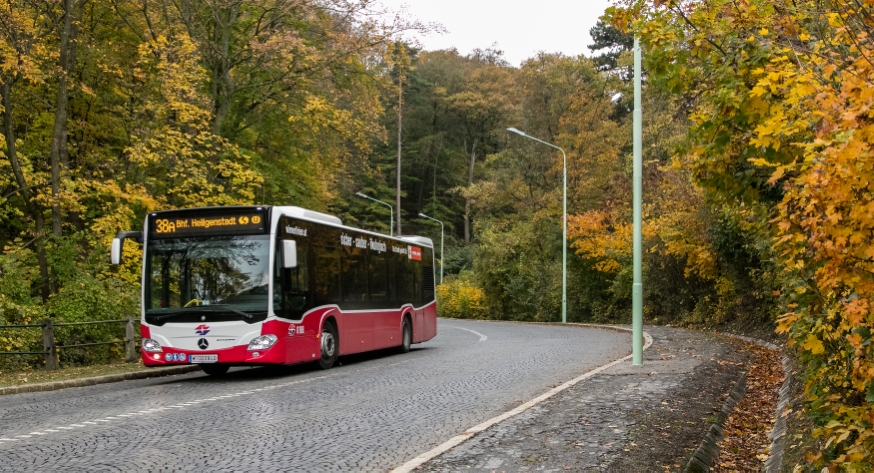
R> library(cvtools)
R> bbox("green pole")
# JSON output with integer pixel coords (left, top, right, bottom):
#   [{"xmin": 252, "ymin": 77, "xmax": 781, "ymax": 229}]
[
  {"xmin": 355, "ymin": 192, "xmax": 394, "ymax": 237},
  {"xmin": 632, "ymin": 37, "xmax": 644, "ymax": 366},
  {"xmin": 418, "ymin": 213, "xmax": 444, "ymax": 284},
  {"xmin": 506, "ymin": 128, "xmax": 567, "ymax": 323}
]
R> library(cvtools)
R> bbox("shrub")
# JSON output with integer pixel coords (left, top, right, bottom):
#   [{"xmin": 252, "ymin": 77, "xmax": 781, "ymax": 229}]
[{"xmin": 436, "ymin": 271, "xmax": 488, "ymax": 319}]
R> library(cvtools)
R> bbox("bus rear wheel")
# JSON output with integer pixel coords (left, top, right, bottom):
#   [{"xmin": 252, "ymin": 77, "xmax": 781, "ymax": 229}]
[
  {"xmin": 398, "ymin": 318, "xmax": 412, "ymax": 354},
  {"xmin": 318, "ymin": 321, "xmax": 338, "ymax": 370},
  {"xmin": 200, "ymin": 364, "xmax": 230, "ymax": 376}
]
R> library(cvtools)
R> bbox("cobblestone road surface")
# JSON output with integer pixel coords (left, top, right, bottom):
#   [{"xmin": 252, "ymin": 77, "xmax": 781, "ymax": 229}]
[
  {"xmin": 421, "ymin": 326, "xmax": 749, "ymax": 472},
  {"xmin": 0, "ymin": 319, "xmax": 629, "ymax": 472}
]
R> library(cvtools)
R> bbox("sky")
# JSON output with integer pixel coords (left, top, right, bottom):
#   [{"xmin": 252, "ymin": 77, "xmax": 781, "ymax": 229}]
[{"xmin": 377, "ymin": 0, "xmax": 615, "ymax": 66}]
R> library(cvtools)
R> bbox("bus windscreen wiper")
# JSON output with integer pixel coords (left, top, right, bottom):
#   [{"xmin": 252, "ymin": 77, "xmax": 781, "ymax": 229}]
[
  {"xmin": 145, "ymin": 311, "xmax": 188, "ymax": 322},
  {"xmin": 209, "ymin": 306, "xmax": 255, "ymax": 320}
]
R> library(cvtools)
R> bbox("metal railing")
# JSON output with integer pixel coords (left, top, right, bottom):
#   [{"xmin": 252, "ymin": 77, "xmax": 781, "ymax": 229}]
[{"xmin": 0, "ymin": 318, "xmax": 140, "ymax": 370}]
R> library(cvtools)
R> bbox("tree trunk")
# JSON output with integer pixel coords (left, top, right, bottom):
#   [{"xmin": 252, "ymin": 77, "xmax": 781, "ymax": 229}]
[
  {"xmin": 49, "ymin": 0, "xmax": 78, "ymax": 238},
  {"xmin": 2, "ymin": 79, "xmax": 51, "ymax": 301},
  {"xmin": 211, "ymin": 3, "xmax": 238, "ymax": 136},
  {"xmin": 396, "ymin": 72, "xmax": 403, "ymax": 236},
  {"xmin": 464, "ymin": 137, "xmax": 477, "ymax": 244}
]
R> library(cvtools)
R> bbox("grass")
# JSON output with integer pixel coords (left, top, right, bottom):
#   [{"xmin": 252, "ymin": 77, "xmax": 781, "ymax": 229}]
[{"xmin": 0, "ymin": 362, "xmax": 154, "ymax": 388}]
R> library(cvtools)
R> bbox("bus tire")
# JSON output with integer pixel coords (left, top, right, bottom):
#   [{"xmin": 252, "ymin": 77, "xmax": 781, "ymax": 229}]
[
  {"xmin": 398, "ymin": 317, "xmax": 412, "ymax": 354},
  {"xmin": 200, "ymin": 364, "xmax": 229, "ymax": 376},
  {"xmin": 318, "ymin": 321, "xmax": 338, "ymax": 370}
]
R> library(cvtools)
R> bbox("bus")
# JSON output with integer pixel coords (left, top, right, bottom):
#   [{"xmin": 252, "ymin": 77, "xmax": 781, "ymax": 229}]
[{"xmin": 111, "ymin": 206, "xmax": 437, "ymax": 375}]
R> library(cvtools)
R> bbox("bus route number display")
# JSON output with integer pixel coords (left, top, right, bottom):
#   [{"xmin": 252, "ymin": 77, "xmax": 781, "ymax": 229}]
[{"xmin": 149, "ymin": 210, "xmax": 267, "ymax": 238}]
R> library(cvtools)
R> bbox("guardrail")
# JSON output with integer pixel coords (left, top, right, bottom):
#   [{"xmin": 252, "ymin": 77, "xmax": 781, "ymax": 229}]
[{"xmin": 0, "ymin": 318, "xmax": 140, "ymax": 370}]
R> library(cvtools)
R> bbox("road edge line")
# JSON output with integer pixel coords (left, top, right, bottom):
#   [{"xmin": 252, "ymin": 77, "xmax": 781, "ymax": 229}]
[
  {"xmin": 391, "ymin": 325, "xmax": 653, "ymax": 473},
  {"xmin": 0, "ymin": 365, "xmax": 200, "ymax": 397}
]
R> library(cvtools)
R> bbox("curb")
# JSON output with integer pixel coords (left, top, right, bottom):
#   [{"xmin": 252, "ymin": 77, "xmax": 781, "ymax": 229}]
[
  {"xmin": 391, "ymin": 323, "xmax": 652, "ymax": 473},
  {"xmin": 683, "ymin": 332, "xmax": 791, "ymax": 472},
  {"xmin": 684, "ymin": 373, "xmax": 747, "ymax": 472},
  {"xmin": 0, "ymin": 365, "xmax": 200, "ymax": 396}
]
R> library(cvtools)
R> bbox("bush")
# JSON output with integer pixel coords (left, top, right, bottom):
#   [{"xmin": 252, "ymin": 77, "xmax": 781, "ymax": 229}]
[{"xmin": 437, "ymin": 271, "xmax": 488, "ymax": 319}]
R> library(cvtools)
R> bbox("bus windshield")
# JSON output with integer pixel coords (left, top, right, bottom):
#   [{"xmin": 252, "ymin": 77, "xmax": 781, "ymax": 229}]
[{"xmin": 145, "ymin": 235, "xmax": 271, "ymax": 324}]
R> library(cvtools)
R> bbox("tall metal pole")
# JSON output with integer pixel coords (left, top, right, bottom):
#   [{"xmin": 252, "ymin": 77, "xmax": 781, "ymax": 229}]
[
  {"xmin": 355, "ymin": 192, "xmax": 394, "ymax": 237},
  {"xmin": 396, "ymin": 72, "xmax": 403, "ymax": 237},
  {"xmin": 418, "ymin": 213, "xmax": 444, "ymax": 284},
  {"xmin": 506, "ymin": 128, "xmax": 567, "ymax": 323},
  {"xmin": 632, "ymin": 38, "xmax": 644, "ymax": 366}
]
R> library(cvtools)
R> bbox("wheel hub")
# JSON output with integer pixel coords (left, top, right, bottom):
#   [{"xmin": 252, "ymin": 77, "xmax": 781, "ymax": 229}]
[{"xmin": 321, "ymin": 331, "xmax": 335, "ymax": 358}]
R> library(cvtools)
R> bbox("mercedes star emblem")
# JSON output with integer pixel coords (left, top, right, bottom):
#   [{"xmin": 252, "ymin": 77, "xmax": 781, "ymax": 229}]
[{"xmin": 198, "ymin": 338, "xmax": 209, "ymax": 350}]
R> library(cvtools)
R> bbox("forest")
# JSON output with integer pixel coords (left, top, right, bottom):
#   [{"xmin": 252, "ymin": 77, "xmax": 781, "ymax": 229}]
[{"xmin": 1, "ymin": 0, "xmax": 874, "ymax": 468}]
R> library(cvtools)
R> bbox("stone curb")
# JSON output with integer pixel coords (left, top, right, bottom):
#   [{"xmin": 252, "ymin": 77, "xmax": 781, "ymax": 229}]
[
  {"xmin": 0, "ymin": 365, "xmax": 200, "ymax": 396},
  {"xmin": 684, "ymin": 372, "xmax": 747, "ymax": 472}
]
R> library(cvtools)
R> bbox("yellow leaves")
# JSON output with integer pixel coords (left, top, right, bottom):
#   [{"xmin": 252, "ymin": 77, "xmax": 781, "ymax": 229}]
[
  {"xmin": 803, "ymin": 334, "xmax": 825, "ymax": 354},
  {"xmin": 760, "ymin": 27, "xmax": 769, "ymax": 36}
]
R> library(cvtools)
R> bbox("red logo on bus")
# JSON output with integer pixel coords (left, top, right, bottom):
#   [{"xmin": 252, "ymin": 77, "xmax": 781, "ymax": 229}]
[{"xmin": 409, "ymin": 246, "xmax": 422, "ymax": 261}]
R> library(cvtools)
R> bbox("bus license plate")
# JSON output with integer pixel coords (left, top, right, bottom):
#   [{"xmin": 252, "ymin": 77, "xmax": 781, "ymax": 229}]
[{"xmin": 189, "ymin": 354, "xmax": 218, "ymax": 363}]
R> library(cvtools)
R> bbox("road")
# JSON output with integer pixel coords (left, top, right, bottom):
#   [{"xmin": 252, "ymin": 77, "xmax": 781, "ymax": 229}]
[{"xmin": 0, "ymin": 319, "xmax": 629, "ymax": 471}]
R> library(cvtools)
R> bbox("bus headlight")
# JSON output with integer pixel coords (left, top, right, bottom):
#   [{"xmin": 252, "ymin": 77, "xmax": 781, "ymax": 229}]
[
  {"xmin": 142, "ymin": 338, "xmax": 163, "ymax": 353},
  {"xmin": 247, "ymin": 334, "xmax": 278, "ymax": 351}
]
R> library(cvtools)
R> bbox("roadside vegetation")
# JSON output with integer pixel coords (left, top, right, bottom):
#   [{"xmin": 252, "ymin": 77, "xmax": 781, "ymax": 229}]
[{"xmin": 1, "ymin": 0, "xmax": 873, "ymax": 468}]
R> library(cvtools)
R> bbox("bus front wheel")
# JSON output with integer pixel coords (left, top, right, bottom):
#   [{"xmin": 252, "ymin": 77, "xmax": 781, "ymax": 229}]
[{"xmin": 318, "ymin": 321, "xmax": 338, "ymax": 370}]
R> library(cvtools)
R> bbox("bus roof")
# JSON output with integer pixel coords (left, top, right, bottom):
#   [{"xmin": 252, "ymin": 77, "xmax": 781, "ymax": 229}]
[
  {"xmin": 271, "ymin": 206, "xmax": 434, "ymax": 249},
  {"xmin": 148, "ymin": 205, "xmax": 435, "ymax": 248}
]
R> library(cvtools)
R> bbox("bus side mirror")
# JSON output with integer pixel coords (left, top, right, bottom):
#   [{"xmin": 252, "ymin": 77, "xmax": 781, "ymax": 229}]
[
  {"xmin": 110, "ymin": 231, "xmax": 143, "ymax": 265},
  {"xmin": 282, "ymin": 240, "xmax": 297, "ymax": 268},
  {"xmin": 111, "ymin": 238, "xmax": 123, "ymax": 265}
]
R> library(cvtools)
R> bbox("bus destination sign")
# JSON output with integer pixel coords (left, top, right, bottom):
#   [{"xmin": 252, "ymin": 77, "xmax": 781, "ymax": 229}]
[{"xmin": 148, "ymin": 209, "xmax": 268, "ymax": 238}]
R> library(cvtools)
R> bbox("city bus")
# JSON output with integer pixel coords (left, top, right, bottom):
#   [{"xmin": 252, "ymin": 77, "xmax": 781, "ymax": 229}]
[{"xmin": 111, "ymin": 206, "xmax": 437, "ymax": 375}]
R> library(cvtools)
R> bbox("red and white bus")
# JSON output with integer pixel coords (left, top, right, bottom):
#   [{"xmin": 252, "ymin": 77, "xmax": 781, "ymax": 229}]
[{"xmin": 111, "ymin": 206, "xmax": 437, "ymax": 375}]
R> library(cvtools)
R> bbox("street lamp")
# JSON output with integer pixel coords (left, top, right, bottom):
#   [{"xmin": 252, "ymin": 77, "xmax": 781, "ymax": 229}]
[
  {"xmin": 506, "ymin": 127, "xmax": 567, "ymax": 324},
  {"xmin": 355, "ymin": 192, "xmax": 394, "ymax": 237},
  {"xmin": 418, "ymin": 212, "xmax": 444, "ymax": 284},
  {"xmin": 631, "ymin": 38, "xmax": 644, "ymax": 365}
]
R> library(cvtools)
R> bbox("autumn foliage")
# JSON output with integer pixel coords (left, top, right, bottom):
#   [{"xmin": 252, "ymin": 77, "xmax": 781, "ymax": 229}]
[{"xmin": 606, "ymin": 0, "xmax": 874, "ymax": 467}]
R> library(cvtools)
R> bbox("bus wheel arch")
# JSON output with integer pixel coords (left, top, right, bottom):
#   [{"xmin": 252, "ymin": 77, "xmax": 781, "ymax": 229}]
[{"xmin": 318, "ymin": 317, "xmax": 338, "ymax": 370}]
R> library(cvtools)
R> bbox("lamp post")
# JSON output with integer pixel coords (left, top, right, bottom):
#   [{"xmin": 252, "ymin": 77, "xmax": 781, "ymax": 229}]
[
  {"xmin": 506, "ymin": 127, "xmax": 567, "ymax": 324},
  {"xmin": 355, "ymin": 192, "xmax": 394, "ymax": 237},
  {"xmin": 418, "ymin": 212, "xmax": 444, "ymax": 284},
  {"xmin": 631, "ymin": 38, "xmax": 644, "ymax": 366}
]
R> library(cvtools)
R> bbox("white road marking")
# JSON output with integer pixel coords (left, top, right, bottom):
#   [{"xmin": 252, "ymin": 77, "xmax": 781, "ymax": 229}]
[
  {"xmin": 0, "ymin": 438, "xmax": 18, "ymax": 441},
  {"xmin": 69, "ymin": 424, "xmax": 86, "ymax": 427},
  {"xmin": 28, "ymin": 432, "xmax": 46, "ymax": 435},
  {"xmin": 391, "ymin": 326, "xmax": 654, "ymax": 473},
  {"xmin": 56, "ymin": 427, "xmax": 73, "ymax": 430},
  {"xmin": 45, "ymin": 429, "xmax": 60, "ymax": 432},
  {"xmin": 15, "ymin": 435, "xmax": 31, "ymax": 438},
  {"xmin": 444, "ymin": 326, "xmax": 487, "ymax": 341}
]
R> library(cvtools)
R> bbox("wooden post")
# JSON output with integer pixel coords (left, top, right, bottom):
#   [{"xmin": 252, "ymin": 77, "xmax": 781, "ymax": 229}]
[
  {"xmin": 124, "ymin": 316, "xmax": 136, "ymax": 363},
  {"xmin": 42, "ymin": 318, "xmax": 59, "ymax": 370}
]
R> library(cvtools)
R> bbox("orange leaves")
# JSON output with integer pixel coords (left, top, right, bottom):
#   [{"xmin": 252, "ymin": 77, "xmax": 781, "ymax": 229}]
[{"xmin": 567, "ymin": 210, "xmax": 632, "ymax": 274}]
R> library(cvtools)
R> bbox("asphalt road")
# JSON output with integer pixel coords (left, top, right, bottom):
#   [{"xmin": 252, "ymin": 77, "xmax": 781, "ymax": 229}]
[{"xmin": 0, "ymin": 319, "xmax": 630, "ymax": 472}]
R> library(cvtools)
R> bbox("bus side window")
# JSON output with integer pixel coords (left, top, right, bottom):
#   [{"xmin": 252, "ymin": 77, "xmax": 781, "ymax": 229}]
[
  {"xmin": 286, "ymin": 239, "xmax": 309, "ymax": 313},
  {"xmin": 397, "ymin": 251, "xmax": 414, "ymax": 304},
  {"xmin": 422, "ymin": 248, "xmax": 435, "ymax": 303},
  {"xmin": 370, "ymin": 250, "xmax": 388, "ymax": 304},
  {"xmin": 313, "ymin": 244, "xmax": 341, "ymax": 304},
  {"xmin": 387, "ymin": 251, "xmax": 397, "ymax": 303},
  {"xmin": 342, "ymin": 244, "xmax": 368, "ymax": 304}
]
